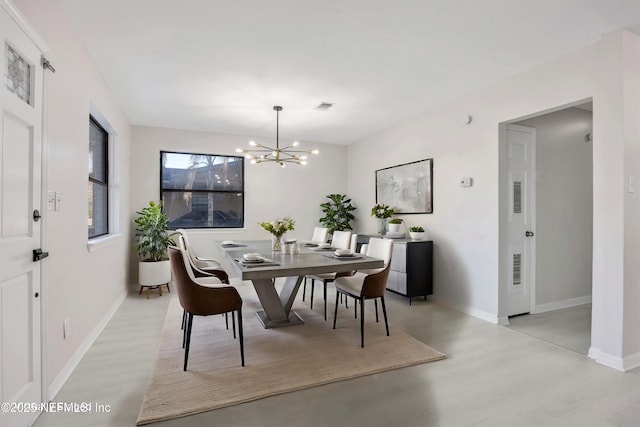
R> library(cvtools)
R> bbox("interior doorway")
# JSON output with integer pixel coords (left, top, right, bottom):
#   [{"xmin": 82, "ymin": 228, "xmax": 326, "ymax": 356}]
[
  {"xmin": 500, "ymin": 100, "xmax": 593, "ymax": 354},
  {"xmin": 0, "ymin": 4, "xmax": 47, "ymax": 427}
]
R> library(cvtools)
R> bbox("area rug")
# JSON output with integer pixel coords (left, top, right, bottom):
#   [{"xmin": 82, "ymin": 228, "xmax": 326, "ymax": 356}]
[{"xmin": 136, "ymin": 286, "xmax": 446, "ymax": 425}]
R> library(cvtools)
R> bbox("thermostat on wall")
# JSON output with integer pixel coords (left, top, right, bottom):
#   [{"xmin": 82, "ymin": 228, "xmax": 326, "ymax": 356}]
[{"xmin": 460, "ymin": 177, "xmax": 473, "ymax": 188}]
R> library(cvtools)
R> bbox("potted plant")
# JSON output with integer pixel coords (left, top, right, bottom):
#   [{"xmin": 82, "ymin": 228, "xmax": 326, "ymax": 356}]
[
  {"xmin": 409, "ymin": 226, "xmax": 426, "ymax": 240},
  {"xmin": 388, "ymin": 218, "xmax": 403, "ymax": 233},
  {"xmin": 319, "ymin": 194, "xmax": 356, "ymax": 235},
  {"xmin": 135, "ymin": 201, "xmax": 177, "ymax": 288}
]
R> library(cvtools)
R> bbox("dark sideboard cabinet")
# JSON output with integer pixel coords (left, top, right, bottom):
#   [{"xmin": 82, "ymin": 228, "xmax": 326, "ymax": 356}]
[
  {"xmin": 356, "ymin": 236, "xmax": 433, "ymax": 304},
  {"xmin": 386, "ymin": 240, "xmax": 433, "ymax": 304}
]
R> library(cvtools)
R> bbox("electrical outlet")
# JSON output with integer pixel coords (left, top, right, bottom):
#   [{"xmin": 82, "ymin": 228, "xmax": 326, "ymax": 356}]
[{"xmin": 63, "ymin": 318, "xmax": 70, "ymax": 339}]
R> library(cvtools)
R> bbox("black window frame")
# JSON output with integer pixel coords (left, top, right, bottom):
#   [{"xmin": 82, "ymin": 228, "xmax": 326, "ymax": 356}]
[
  {"xmin": 88, "ymin": 115, "xmax": 109, "ymax": 239},
  {"xmin": 160, "ymin": 150, "xmax": 245, "ymax": 229}
]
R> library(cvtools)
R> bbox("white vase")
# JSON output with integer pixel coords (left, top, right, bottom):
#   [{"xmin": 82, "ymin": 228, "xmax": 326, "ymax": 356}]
[
  {"xmin": 388, "ymin": 223, "xmax": 402, "ymax": 233},
  {"xmin": 409, "ymin": 231, "xmax": 426, "ymax": 241},
  {"xmin": 139, "ymin": 260, "xmax": 171, "ymax": 285}
]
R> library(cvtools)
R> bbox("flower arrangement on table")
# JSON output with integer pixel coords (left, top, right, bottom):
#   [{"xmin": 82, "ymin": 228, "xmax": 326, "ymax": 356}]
[
  {"xmin": 259, "ymin": 217, "xmax": 295, "ymax": 251},
  {"xmin": 370, "ymin": 203, "xmax": 394, "ymax": 235}
]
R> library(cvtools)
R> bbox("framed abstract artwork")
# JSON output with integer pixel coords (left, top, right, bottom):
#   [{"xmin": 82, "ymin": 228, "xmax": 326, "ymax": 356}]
[{"xmin": 375, "ymin": 158, "xmax": 433, "ymax": 214}]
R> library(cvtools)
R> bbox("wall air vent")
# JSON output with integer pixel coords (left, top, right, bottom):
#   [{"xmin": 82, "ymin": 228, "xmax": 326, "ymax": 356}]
[
  {"xmin": 315, "ymin": 102, "xmax": 334, "ymax": 111},
  {"xmin": 513, "ymin": 253, "xmax": 522, "ymax": 286}
]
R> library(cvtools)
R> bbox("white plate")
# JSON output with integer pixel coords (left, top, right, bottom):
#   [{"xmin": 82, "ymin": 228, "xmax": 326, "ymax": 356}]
[
  {"xmin": 243, "ymin": 253, "xmax": 262, "ymax": 261},
  {"xmin": 240, "ymin": 258, "xmax": 264, "ymax": 264}
]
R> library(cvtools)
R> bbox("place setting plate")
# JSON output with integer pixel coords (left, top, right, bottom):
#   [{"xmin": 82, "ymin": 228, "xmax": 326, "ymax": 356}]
[
  {"xmin": 220, "ymin": 240, "xmax": 247, "ymax": 248},
  {"xmin": 324, "ymin": 250, "xmax": 363, "ymax": 259},
  {"xmin": 299, "ymin": 242, "xmax": 318, "ymax": 247},
  {"xmin": 235, "ymin": 253, "xmax": 279, "ymax": 267}
]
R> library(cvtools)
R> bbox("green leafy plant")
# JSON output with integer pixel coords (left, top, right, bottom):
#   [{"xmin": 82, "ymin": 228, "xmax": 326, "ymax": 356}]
[
  {"xmin": 409, "ymin": 226, "xmax": 424, "ymax": 232},
  {"xmin": 371, "ymin": 203, "xmax": 394, "ymax": 219},
  {"xmin": 388, "ymin": 218, "xmax": 403, "ymax": 224},
  {"xmin": 319, "ymin": 194, "xmax": 356, "ymax": 235},
  {"xmin": 134, "ymin": 201, "xmax": 176, "ymax": 261}
]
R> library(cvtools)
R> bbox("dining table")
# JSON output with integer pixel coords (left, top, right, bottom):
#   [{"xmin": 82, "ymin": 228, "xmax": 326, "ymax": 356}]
[{"xmin": 219, "ymin": 240, "xmax": 384, "ymax": 328}]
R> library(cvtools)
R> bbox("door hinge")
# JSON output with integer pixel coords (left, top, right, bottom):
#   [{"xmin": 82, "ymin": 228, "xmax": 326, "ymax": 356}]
[{"xmin": 41, "ymin": 56, "xmax": 56, "ymax": 73}]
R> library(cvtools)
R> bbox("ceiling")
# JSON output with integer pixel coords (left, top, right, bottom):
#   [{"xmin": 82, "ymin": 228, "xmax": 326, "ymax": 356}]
[{"xmin": 58, "ymin": 0, "xmax": 640, "ymax": 145}]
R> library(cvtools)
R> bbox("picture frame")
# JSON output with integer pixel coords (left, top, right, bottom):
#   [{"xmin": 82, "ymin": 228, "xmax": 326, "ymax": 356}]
[{"xmin": 375, "ymin": 158, "xmax": 433, "ymax": 214}]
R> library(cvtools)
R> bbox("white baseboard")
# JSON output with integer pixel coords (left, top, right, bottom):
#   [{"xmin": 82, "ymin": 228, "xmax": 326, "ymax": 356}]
[
  {"xmin": 497, "ymin": 316, "xmax": 510, "ymax": 326},
  {"xmin": 533, "ymin": 295, "xmax": 591, "ymax": 314},
  {"xmin": 48, "ymin": 291, "xmax": 127, "ymax": 398},
  {"xmin": 622, "ymin": 352, "xmax": 640, "ymax": 372},
  {"xmin": 429, "ymin": 295, "xmax": 500, "ymax": 324},
  {"xmin": 588, "ymin": 347, "xmax": 640, "ymax": 372}
]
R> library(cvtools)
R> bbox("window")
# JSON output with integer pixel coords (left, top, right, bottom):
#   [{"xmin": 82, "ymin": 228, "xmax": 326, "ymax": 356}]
[
  {"xmin": 160, "ymin": 151, "xmax": 244, "ymax": 228},
  {"xmin": 88, "ymin": 116, "xmax": 109, "ymax": 238}
]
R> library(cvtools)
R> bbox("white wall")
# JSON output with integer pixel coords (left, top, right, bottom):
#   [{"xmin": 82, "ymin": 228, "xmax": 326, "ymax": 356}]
[
  {"xmin": 13, "ymin": 0, "xmax": 133, "ymax": 394},
  {"xmin": 518, "ymin": 108, "xmax": 593, "ymax": 309},
  {"xmin": 347, "ymin": 30, "xmax": 640, "ymax": 370},
  {"xmin": 129, "ymin": 126, "xmax": 348, "ymax": 284}
]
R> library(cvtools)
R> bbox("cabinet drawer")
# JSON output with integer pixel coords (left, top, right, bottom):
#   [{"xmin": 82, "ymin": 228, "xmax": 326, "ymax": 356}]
[
  {"xmin": 387, "ymin": 270, "xmax": 407, "ymax": 295},
  {"xmin": 391, "ymin": 243, "xmax": 407, "ymax": 273}
]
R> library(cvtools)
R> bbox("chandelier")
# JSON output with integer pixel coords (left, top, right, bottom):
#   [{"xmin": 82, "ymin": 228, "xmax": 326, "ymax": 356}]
[{"xmin": 236, "ymin": 106, "xmax": 319, "ymax": 167}]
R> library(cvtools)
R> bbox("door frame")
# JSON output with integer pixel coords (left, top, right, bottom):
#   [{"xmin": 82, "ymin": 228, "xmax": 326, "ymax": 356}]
[
  {"xmin": 1, "ymin": 0, "xmax": 51, "ymax": 405},
  {"xmin": 498, "ymin": 97, "xmax": 594, "ymax": 326}
]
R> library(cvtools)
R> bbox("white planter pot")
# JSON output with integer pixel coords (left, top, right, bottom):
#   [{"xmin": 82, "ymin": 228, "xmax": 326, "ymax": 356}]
[
  {"xmin": 409, "ymin": 231, "xmax": 426, "ymax": 241},
  {"xmin": 388, "ymin": 223, "xmax": 402, "ymax": 233},
  {"xmin": 139, "ymin": 260, "xmax": 171, "ymax": 285}
]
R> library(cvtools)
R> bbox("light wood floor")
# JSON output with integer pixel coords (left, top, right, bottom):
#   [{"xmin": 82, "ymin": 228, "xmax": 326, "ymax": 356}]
[
  {"xmin": 34, "ymin": 287, "xmax": 639, "ymax": 427},
  {"xmin": 507, "ymin": 304, "xmax": 592, "ymax": 355}
]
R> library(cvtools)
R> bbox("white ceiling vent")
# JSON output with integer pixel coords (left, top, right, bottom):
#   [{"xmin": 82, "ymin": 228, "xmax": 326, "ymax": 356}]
[{"xmin": 315, "ymin": 102, "xmax": 334, "ymax": 111}]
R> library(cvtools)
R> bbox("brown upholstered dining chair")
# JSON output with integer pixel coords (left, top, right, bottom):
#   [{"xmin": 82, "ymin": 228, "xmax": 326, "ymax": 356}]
[
  {"xmin": 168, "ymin": 246, "xmax": 245, "ymax": 371},
  {"xmin": 332, "ymin": 237, "xmax": 394, "ymax": 347},
  {"xmin": 175, "ymin": 230, "xmax": 235, "ymax": 330},
  {"xmin": 176, "ymin": 244, "xmax": 235, "ymax": 338}
]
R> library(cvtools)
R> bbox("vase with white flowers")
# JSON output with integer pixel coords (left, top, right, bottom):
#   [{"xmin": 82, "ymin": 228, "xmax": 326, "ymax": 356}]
[
  {"xmin": 259, "ymin": 217, "xmax": 295, "ymax": 252},
  {"xmin": 371, "ymin": 203, "xmax": 394, "ymax": 235}
]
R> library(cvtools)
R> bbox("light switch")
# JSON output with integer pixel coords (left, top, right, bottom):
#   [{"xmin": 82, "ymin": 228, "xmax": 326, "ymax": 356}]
[
  {"xmin": 55, "ymin": 192, "xmax": 62, "ymax": 211},
  {"xmin": 460, "ymin": 177, "xmax": 473, "ymax": 188},
  {"xmin": 628, "ymin": 176, "xmax": 636, "ymax": 193},
  {"xmin": 47, "ymin": 191, "xmax": 56, "ymax": 211}
]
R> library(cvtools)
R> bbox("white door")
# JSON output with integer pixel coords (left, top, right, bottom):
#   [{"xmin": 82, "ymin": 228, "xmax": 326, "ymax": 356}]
[
  {"xmin": 506, "ymin": 124, "xmax": 536, "ymax": 316},
  {"xmin": 0, "ymin": 5, "xmax": 45, "ymax": 427}
]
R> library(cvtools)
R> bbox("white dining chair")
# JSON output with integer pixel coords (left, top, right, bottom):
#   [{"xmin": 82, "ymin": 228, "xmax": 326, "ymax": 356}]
[
  {"xmin": 304, "ymin": 230, "xmax": 352, "ymax": 320},
  {"xmin": 175, "ymin": 228, "xmax": 223, "ymax": 272},
  {"xmin": 311, "ymin": 227, "xmax": 329, "ymax": 244},
  {"xmin": 349, "ymin": 234, "xmax": 358, "ymax": 253}
]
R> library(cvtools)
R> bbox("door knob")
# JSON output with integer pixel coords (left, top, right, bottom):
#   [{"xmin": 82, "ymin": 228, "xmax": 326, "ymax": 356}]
[
  {"xmin": 33, "ymin": 248, "xmax": 49, "ymax": 262},
  {"xmin": 525, "ymin": 231, "xmax": 534, "ymax": 237}
]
